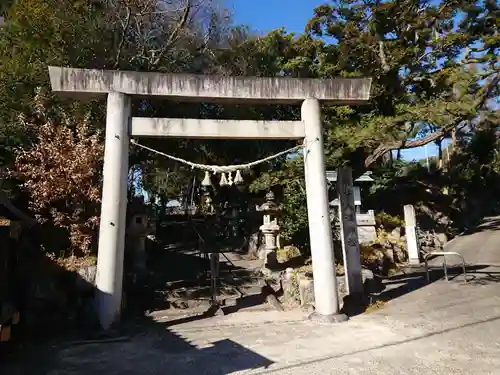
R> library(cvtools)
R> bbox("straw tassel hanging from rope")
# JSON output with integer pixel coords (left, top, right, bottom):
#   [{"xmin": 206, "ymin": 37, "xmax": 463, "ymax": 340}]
[
  {"xmin": 234, "ymin": 170, "xmax": 244, "ymax": 185},
  {"xmin": 219, "ymin": 172, "xmax": 228, "ymax": 186}
]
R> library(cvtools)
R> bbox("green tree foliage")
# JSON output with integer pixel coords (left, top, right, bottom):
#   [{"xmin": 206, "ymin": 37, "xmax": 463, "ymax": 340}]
[
  {"xmin": 0, "ymin": 0, "xmax": 498, "ymax": 250},
  {"xmin": 0, "ymin": 0, "xmax": 246, "ymax": 253},
  {"xmin": 252, "ymin": 0, "xmax": 498, "ymax": 242},
  {"xmin": 307, "ymin": 0, "xmax": 498, "ymax": 167},
  {"xmin": 0, "ymin": 0, "xmax": 234, "ymax": 193}
]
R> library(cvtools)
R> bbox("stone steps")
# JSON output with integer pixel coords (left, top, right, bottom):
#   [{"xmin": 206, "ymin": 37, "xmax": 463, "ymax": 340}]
[{"xmin": 150, "ymin": 251, "xmax": 272, "ymax": 314}]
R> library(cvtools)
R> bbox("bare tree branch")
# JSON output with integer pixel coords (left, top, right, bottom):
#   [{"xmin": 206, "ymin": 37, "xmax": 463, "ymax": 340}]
[
  {"xmin": 151, "ymin": 0, "xmax": 191, "ymax": 67},
  {"xmin": 113, "ymin": 6, "xmax": 131, "ymax": 69},
  {"xmin": 364, "ymin": 119, "xmax": 467, "ymax": 167},
  {"xmin": 378, "ymin": 40, "xmax": 390, "ymax": 73}
]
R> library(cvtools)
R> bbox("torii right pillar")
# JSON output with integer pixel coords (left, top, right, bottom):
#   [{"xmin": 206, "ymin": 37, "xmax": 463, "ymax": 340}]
[{"xmin": 302, "ymin": 98, "xmax": 349, "ymax": 322}]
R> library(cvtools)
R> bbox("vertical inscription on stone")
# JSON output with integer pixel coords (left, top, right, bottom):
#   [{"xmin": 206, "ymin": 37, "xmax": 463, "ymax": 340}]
[{"xmin": 337, "ymin": 167, "xmax": 363, "ymax": 295}]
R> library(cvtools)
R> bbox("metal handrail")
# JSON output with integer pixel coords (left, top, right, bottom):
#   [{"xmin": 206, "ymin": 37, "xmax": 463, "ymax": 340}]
[{"xmin": 423, "ymin": 252, "xmax": 467, "ymax": 284}]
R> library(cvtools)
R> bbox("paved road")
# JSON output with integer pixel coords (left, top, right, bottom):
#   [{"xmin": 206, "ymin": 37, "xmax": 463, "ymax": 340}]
[
  {"xmin": 38, "ymin": 281, "xmax": 500, "ymax": 375},
  {"xmin": 4, "ymin": 218, "xmax": 500, "ymax": 375},
  {"xmin": 439, "ymin": 216, "xmax": 500, "ymax": 267}
]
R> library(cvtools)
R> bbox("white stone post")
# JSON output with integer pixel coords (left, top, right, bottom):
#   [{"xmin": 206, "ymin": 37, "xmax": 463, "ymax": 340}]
[
  {"xmin": 95, "ymin": 92, "xmax": 131, "ymax": 330},
  {"xmin": 337, "ymin": 167, "xmax": 364, "ymax": 295},
  {"xmin": 302, "ymin": 98, "xmax": 347, "ymax": 322},
  {"xmin": 404, "ymin": 204, "xmax": 420, "ymax": 266}
]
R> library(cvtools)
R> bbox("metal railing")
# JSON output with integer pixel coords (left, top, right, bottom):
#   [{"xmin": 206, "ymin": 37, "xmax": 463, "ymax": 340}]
[{"xmin": 423, "ymin": 252, "xmax": 468, "ymax": 284}]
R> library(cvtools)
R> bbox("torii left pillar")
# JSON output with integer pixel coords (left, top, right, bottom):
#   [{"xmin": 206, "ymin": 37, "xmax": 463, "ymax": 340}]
[{"xmin": 95, "ymin": 92, "xmax": 131, "ymax": 330}]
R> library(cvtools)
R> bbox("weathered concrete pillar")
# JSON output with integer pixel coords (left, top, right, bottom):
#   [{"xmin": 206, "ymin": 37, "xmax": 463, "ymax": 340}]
[
  {"xmin": 404, "ymin": 204, "xmax": 420, "ymax": 266},
  {"xmin": 95, "ymin": 92, "xmax": 131, "ymax": 330},
  {"xmin": 302, "ymin": 98, "xmax": 347, "ymax": 322},
  {"xmin": 337, "ymin": 167, "xmax": 363, "ymax": 295}
]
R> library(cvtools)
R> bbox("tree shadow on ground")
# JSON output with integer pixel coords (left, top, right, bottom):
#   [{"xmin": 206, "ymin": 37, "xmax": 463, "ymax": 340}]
[
  {"xmin": 128, "ymin": 245, "xmax": 268, "ymax": 317},
  {"xmin": 461, "ymin": 217, "xmax": 500, "ymax": 235},
  {"xmin": 343, "ymin": 264, "xmax": 500, "ymax": 317},
  {"xmin": 374, "ymin": 264, "xmax": 500, "ymax": 303},
  {"xmin": 1, "ymin": 248, "xmax": 275, "ymax": 375}
]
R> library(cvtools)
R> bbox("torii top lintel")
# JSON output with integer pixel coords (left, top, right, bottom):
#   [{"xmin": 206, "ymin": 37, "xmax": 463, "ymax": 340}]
[{"xmin": 48, "ymin": 66, "xmax": 371, "ymax": 105}]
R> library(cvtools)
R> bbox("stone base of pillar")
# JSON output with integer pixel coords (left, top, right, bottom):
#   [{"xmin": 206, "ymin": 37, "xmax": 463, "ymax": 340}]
[{"xmin": 308, "ymin": 311, "xmax": 349, "ymax": 323}]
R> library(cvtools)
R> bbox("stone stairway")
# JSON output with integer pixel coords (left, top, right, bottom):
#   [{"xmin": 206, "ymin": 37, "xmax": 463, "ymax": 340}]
[{"xmin": 139, "ymin": 249, "xmax": 274, "ymax": 316}]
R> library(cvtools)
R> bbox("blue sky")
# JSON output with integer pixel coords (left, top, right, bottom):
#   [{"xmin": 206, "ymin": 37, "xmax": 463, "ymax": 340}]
[
  {"xmin": 229, "ymin": 0, "xmax": 449, "ymax": 161},
  {"xmin": 230, "ymin": 0, "xmax": 324, "ymax": 34}
]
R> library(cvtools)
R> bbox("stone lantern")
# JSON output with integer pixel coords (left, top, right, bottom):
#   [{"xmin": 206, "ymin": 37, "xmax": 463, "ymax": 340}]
[{"xmin": 257, "ymin": 191, "xmax": 282, "ymax": 269}]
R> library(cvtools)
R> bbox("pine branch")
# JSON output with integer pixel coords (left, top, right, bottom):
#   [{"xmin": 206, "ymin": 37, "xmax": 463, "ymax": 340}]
[{"xmin": 364, "ymin": 72, "xmax": 499, "ymax": 168}]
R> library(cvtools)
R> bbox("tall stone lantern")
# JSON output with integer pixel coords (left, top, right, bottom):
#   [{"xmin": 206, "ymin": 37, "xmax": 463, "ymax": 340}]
[{"xmin": 257, "ymin": 191, "xmax": 282, "ymax": 269}]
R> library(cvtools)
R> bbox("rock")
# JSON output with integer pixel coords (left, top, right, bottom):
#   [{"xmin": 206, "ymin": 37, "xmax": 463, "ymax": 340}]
[
  {"xmin": 224, "ymin": 298, "xmax": 238, "ymax": 307},
  {"xmin": 266, "ymin": 294, "xmax": 284, "ymax": 311},
  {"xmin": 257, "ymin": 244, "xmax": 266, "ymax": 261},
  {"xmin": 335, "ymin": 276, "xmax": 349, "ymax": 302},
  {"xmin": 336, "ymin": 263, "xmax": 345, "ymax": 276},
  {"xmin": 247, "ymin": 232, "xmax": 260, "ymax": 259},
  {"xmin": 384, "ymin": 249, "xmax": 395, "ymax": 264},
  {"xmin": 337, "ymin": 269, "xmax": 381, "ymax": 296},
  {"xmin": 362, "ymin": 268, "xmax": 383, "ymax": 294},
  {"xmin": 298, "ymin": 276, "xmax": 314, "ymax": 306},
  {"xmin": 205, "ymin": 304, "xmax": 225, "ymax": 316},
  {"xmin": 171, "ymin": 300, "xmax": 189, "ymax": 309},
  {"xmin": 391, "ymin": 227, "xmax": 404, "ymax": 241},
  {"xmin": 76, "ymin": 265, "xmax": 97, "ymax": 292},
  {"xmin": 436, "ymin": 232, "xmax": 448, "ymax": 246},
  {"xmin": 266, "ymin": 276, "xmax": 282, "ymax": 293},
  {"xmin": 282, "ymin": 268, "xmax": 296, "ymax": 305},
  {"xmin": 29, "ymin": 276, "xmax": 60, "ymax": 302},
  {"xmin": 373, "ymin": 249, "xmax": 385, "ymax": 262},
  {"xmin": 361, "ymin": 268, "xmax": 374, "ymax": 282},
  {"xmin": 300, "ymin": 303, "xmax": 315, "ymax": 316},
  {"xmin": 362, "ymin": 248, "xmax": 384, "ymax": 274},
  {"xmin": 393, "ymin": 245, "xmax": 407, "ymax": 264},
  {"xmin": 418, "ymin": 229, "xmax": 445, "ymax": 251},
  {"xmin": 336, "ymin": 276, "xmax": 347, "ymax": 295},
  {"xmin": 436, "ymin": 214, "xmax": 452, "ymax": 226},
  {"xmin": 278, "ymin": 245, "xmax": 301, "ymax": 262},
  {"xmin": 294, "ymin": 269, "xmax": 382, "ymax": 309}
]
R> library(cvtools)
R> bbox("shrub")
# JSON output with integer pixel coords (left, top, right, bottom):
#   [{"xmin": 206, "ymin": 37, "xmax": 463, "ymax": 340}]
[{"xmin": 13, "ymin": 89, "xmax": 104, "ymax": 256}]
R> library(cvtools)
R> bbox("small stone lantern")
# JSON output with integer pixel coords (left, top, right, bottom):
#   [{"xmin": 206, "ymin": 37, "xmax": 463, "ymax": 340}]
[{"xmin": 257, "ymin": 191, "xmax": 282, "ymax": 269}]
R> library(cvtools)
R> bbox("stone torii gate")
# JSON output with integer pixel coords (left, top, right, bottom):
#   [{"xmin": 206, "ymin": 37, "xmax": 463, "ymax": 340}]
[{"xmin": 47, "ymin": 66, "xmax": 371, "ymax": 329}]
